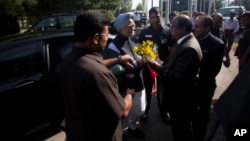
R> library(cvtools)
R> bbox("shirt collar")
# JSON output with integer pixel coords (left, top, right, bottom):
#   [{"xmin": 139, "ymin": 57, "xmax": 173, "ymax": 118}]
[
  {"xmin": 72, "ymin": 47, "xmax": 103, "ymax": 63},
  {"xmin": 198, "ymin": 33, "xmax": 210, "ymax": 41},
  {"xmin": 149, "ymin": 24, "xmax": 163, "ymax": 31},
  {"xmin": 177, "ymin": 32, "xmax": 193, "ymax": 45}
]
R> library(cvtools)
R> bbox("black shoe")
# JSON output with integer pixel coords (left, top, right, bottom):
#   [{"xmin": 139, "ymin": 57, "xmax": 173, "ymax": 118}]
[
  {"xmin": 128, "ymin": 128, "xmax": 146, "ymax": 139},
  {"xmin": 223, "ymin": 60, "xmax": 230, "ymax": 68},
  {"xmin": 160, "ymin": 112, "xmax": 170, "ymax": 124},
  {"xmin": 122, "ymin": 134, "xmax": 127, "ymax": 141},
  {"xmin": 140, "ymin": 114, "xmax": 147, "ymax": 122}
]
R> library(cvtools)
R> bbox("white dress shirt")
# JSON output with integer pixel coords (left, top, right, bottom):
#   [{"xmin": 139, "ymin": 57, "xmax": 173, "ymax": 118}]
[{"xmin": 223, "ymin": 18, "xmax": 240, "ymax": 33}]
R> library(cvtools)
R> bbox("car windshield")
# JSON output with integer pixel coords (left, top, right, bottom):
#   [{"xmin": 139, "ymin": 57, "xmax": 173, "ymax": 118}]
[{"xmin": 219, "ymin": 8, "xmax": 241, "ymax": 17}]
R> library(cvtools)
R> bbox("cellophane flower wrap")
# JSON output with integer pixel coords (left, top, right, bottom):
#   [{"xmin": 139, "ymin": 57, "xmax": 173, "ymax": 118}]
[{"xmin": 133, "ymin": 40, "xmax": 158, "ymax": 96}]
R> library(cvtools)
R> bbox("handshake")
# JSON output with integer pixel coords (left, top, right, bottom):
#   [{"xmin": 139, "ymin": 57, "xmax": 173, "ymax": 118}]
[
  {"xmin": 118, "ymin": 54, "xmax": 160, "ymax": 70},
  {"xmin": 136, "ymin": 57, "xmax": 160, "ymax": 70}
]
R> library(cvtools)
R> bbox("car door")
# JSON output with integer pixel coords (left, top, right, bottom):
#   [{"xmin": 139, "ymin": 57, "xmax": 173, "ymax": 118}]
[
  {"xmin": 41, "ymin": 36, "xmax": 74, "ymax": 128},
  {"xmin": 0, "ymin": 40, "xmax": 45, "ymax": 139}
]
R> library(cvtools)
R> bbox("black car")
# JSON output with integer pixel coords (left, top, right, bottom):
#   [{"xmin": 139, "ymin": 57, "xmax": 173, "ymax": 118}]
[
  {"xmin": 0, "ymin": 30, "xmax": 76, "ymax": 139},
  {"xmin": 26, "ymin": 10, "xmax": 118, "ymax": 35},
  {"xmin": 26, "ymin": 11, "xmax": 83, "ymax": 33},
  {"xmin": 0, "ymin": 30, "xmax": 114, "ymax": 140}
]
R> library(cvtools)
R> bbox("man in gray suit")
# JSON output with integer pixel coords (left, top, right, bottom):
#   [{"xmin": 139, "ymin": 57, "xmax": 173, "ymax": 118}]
[{"xmin": 147, "ymin": 15, "xmax": 203, "ymax": 141}]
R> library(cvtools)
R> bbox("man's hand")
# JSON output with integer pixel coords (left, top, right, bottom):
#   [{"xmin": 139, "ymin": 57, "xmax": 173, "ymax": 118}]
[
  {"xmin": 136, "ymin": 58, "xmax": 148, "ymax": 67},
  {"xmin": 147, "ymin": 59, "xmax": 160, "ymax": 69},
  {"xmin": 126, "ymin": 88, "xmax": 135, "ymax": 98},
  {"xmin": 121, "ymin": 54, "xmax": 134, "ymax": 68}
]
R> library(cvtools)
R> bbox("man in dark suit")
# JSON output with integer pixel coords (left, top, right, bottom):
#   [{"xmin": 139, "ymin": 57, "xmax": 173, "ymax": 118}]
[
  {"xmin": 211, "ymin": 12, "xmax": 229, "ymax": 67},
  {"xmin": 138, "ymin": 7, "xmax": 175, "ymax": 123},
  {"xmin": 148, "ymin": 15, "xmax": 202, "ymax": 141},
  {"xmin": 192, "ymin": 14, "xmax": 225, "ymax": 141},
  {"xmin": 234, "ymin": 11, "xmax": 250, "ymax": 70}
]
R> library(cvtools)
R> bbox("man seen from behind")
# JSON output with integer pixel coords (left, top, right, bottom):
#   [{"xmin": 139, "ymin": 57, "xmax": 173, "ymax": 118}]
[{"xmin": 60, "ymin": 10, "xmax": 135, "ymax": 141}]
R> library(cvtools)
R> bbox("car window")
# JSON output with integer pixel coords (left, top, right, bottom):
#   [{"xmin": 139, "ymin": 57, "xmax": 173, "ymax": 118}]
[
  {"xmin": 0, "ymin": 42, "xmax": 42, "ymax": 84},
  {"xmin": 47, "ymin": 38, "xmax": 74, "ymax": 73},
  {"xmin": 59, "ymin": 15, "xmax": 76, "ymax": 28},
  {"xmin": 32, "ymin": 17, "xmax": 57, "ymax": 32}
]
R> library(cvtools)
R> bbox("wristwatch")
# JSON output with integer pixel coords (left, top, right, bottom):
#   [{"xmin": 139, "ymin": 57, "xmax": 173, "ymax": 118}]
[{"xmin": 118, "ymin": 55, "xmax": 122, "ymax": 64}]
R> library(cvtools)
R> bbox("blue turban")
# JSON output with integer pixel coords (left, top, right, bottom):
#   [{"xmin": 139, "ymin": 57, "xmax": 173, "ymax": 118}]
[{"xmin": 114, "ymin": 12, "xmax": 134, "ymax": 32}]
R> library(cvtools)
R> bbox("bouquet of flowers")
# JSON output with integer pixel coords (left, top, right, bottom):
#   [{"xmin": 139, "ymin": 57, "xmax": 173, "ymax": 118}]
[
  {"xmin": 133, "ymin": 40, "xmax": 158, "ymax": 96},
  {"xmin": 133, "ymin": 40, "xmax": 158, "ymax": 60}
]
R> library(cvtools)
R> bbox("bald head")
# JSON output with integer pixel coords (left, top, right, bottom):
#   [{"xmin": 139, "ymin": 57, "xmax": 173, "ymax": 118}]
[
  {"xmin": 212, "ymin": 13, "xmax": 223, "ymax": 20},
  {"xmin": 212, "ymin": 13, "xmax": 223, "ymax": 29},
  {"xmin": 173, "ymin": 14, "xmax": 193, "ymax": 32}
]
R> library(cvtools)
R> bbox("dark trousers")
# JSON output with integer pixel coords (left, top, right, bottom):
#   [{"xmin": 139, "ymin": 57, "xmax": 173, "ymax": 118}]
[
  {"xmin": 135, "ymin": 20, "xmax": 141, "ymax": 27},
  {"xmin": 224, "ymin": 29, "xmax": 234, "ymax": 58},
  {"xmin": 192, "ymin": 85, "xmax": 216, "ymax": 141},
  {"xmin": 169, "ymin": 102, "xmax": 193, "ymax": 141},
  {"xmin": 157, "ymin": 78, "xmax": 169, "ymax": 117},
  {"xmin": 143, "ymin": 69, "xmax": 153, "ymax": 115},
  {"xmin": 144, "ymin": 91, "xmax": 151, "ymax": 115},
  {"xmin": 144, "ymin": 76, "xmax": 169, "ymax": 117}
]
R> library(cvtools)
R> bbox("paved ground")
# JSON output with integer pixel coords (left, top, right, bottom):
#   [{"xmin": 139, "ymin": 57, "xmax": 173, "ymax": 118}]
[{"xmin": 45, "ymin": 34, "xmax": 240, "ymax": 141}]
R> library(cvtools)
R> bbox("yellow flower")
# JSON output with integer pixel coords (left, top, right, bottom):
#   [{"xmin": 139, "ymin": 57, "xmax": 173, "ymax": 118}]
[
  {"xmin": 133, "ymin": 40, "xmax": 158, "ymax": 60},
  {"xmin": 233, "ymin": 42, "xmax": 238, "ymax": 48},
  {"xmin": 232, "ymin": 42, "xmax": 238, "ymax": 53}
]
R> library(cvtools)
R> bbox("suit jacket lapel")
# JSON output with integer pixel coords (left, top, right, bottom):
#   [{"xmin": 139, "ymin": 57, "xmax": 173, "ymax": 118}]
[
  {"xmin": 163, "ymin": 35, "xmax": 193, "ymax": 66},
  {"xmin": 163, "ymin": 41, "xmax": 179, "ymax": 65},
  {"xmin": 177, "ymin": 35, "xmax": 192, "ymax": 49}
]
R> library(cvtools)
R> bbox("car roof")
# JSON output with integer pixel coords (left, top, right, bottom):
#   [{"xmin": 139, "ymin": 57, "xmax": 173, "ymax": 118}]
[
  {"xmin": 39, "ymin": 11, "xmax": 82, "ymax": 19},
  {"xmin": 0, "ymin": 30, "xmax": 74, "ymax": 48},
  {"xmin": 218, "ymin": 6, "xmax": 246, "ymax": 19},
  {"xmin": 220, "ymin": 6, "xmax": 245, "ymax": 9},
  {"xmin": 218, "ymin": 6, "xmax": 246, "ymax": 12},
  {"xmin": 40, "ymin": 10, "xmax": 83, "ymax": 17}
]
